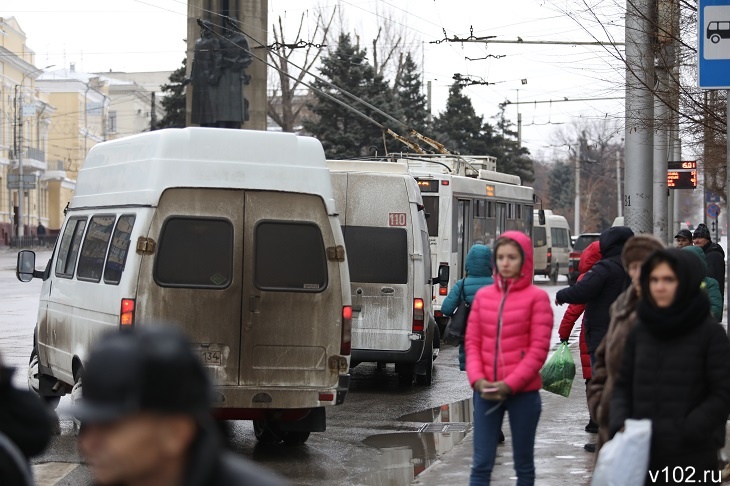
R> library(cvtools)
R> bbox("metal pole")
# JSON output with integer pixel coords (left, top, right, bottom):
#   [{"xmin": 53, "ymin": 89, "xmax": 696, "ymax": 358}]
[
  {"xmin": 726, "ymin": 89, "xmax": 730, "ymax": 330},
  {"xmin": 624, "ymin": 0, "xmax": 655, "ymax": 234},
  {"xmin": 17, "ymin": 86, "xmax": 24, "ymax": 238},
  {"xmin": 653, "ymin": 68, "xmax": 669, "ymax": 243},
  {"xmin": 427, "ymin": 81, "xmax": 432, "ymax": 124},
  {"xmin": 517, "ymin": 89, "xmax": 522, "ymax": 148},
  {"xmin": 617, "ymin": 150, "xmax": 622, "ymax": 217},
  {"xmin": 575, "ymin": 143, "xmax": 581, "ymax": 235}
]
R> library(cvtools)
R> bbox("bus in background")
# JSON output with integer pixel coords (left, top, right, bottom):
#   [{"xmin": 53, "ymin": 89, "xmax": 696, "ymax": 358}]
[{"xmin": 404, "ymin": 155, "xmax": 535, "ymax": 333}]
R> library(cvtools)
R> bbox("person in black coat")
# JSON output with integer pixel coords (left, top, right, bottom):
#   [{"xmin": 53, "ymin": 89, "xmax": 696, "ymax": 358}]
[
  {"xmin": 609, "ymin": 249, "xmax": 730, "ymax": 483},
  {"xmin": 693, "ymin": 223, "xmax": 726, "ymax": 298},
  {"xmin": 0, "ymin": 360, "xmax": 54, "ymax": 485},
  {"xmin": 556, "ymin": 226, "xmax": 634, "ymax": 359}
]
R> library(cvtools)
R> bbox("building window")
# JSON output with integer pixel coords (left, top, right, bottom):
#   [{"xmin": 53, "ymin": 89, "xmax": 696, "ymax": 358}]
[{"xmin": 109, "ymin": 111, "xmax": 117, "ymax": 133}]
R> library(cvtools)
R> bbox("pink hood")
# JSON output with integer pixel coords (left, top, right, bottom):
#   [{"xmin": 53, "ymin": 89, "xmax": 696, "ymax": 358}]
[{"xmin": 494, "ymin": 230, "xmax": 535, "ymax": 291}]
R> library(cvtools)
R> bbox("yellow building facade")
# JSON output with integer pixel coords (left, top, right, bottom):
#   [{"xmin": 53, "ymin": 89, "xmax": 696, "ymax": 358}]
[{"xmin": 0, "ymin": 17, "xmax": 54, "ymax": 243}]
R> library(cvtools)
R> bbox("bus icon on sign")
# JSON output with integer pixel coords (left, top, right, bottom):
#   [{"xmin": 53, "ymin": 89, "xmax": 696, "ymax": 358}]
[
  {"xmin": 704, "ymin": 6, "xmax": 730, "ymax": 60},
  {"xmin": 708, "ymin": 21, "xmax": 730, "ymax": 44}
]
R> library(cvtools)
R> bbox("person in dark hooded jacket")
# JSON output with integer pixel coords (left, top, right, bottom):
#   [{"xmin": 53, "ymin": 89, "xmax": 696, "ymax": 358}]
[
  {"xmin": 441, "ymin": 244, "xmax": 494, "ymax": 371},
  {"xmin": 693, "ymin": 223, "xmax": 726, "ymax": 299},
  {"xmin": 556, "ymin": 226, "xmax": 634, "ymax": 359},
  {"xmin": 609, "ymin": 249, "xmax": 730, "ymax": 483},
  {"xmin": 683, "ymin": 245, "xmax": 723, "ymax": 321}
]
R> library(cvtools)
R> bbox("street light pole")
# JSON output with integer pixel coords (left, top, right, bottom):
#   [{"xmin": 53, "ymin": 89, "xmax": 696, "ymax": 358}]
[{"xmin": 14, "ymin": 64, "xmax": 54, "ymax": 239}]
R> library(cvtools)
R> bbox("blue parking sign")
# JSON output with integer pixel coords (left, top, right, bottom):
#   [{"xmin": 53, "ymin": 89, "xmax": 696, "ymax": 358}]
[{"xmin": 699, "ymin": 0, "xmax": 730, "ymax": 88}]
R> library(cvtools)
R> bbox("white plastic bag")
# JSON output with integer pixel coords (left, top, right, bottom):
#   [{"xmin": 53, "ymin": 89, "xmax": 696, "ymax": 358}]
[{"xmin": 592, "ymin": 419, "xmax": 652, "ymax": 486}]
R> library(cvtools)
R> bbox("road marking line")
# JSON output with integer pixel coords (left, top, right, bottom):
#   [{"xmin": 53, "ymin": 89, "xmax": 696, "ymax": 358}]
[{"xmin": 32, "ymin": 462, "xmax": 79, "ymax": 486}]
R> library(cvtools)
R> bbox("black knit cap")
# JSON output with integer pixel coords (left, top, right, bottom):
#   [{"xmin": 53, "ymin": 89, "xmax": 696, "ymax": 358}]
[
  {"xmin": 72, "ymin": 326, "xmax": 212, "ymax": 424},
  {"xmin": 693, "ymin": 223, "xmax": 711, "ymax": 240}
]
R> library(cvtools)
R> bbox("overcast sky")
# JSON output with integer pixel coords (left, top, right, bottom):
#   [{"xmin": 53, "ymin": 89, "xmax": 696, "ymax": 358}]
[{"xmin": 3, "ymin": 0, "xmax": 627, "ymax": 158}]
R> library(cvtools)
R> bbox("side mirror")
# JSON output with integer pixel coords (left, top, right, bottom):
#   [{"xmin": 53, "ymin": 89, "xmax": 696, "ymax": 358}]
[
  {"xmin": 16, "ymin": 250, "xmax": 37, "ymax": 282},
  {"xmin": 436, "ymin": 264, "xmax": 450, "ymax": 287},
  {"xmin": 538, "ymin": 209, "xmax": 546, "ymax": 226}
]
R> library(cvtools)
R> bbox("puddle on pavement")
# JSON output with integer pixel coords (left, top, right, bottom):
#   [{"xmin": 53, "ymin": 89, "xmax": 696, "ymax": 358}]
[{"xmin": 362, "ymin": 398, "xmax": 473, "ymax": 484}]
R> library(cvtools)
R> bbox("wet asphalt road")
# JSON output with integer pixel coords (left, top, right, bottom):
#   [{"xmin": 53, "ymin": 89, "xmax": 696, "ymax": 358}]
[{"xmin": 0, "ymin": 250, "xmax": 568, "ymax": 486}]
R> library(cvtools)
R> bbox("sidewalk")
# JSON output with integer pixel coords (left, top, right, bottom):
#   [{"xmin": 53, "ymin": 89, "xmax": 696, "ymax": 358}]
[{"xmin": 413, "ymin": 341, "xmax": 730, "ymax": 486}]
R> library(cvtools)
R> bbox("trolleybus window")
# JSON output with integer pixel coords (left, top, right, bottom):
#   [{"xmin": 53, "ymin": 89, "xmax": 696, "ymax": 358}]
[
  {"xmin": 343, "ymin": 226, "xmax": 408, "ymax": 284},
  {"xmin": 422, "ymin": 196, "xmax": 439, "ymax": 236},
  {"xmin": 254, "ymin": 222, "xmax": 327, "ymax": 292},
  {"xmin": 155, "ymin": 217, "xmax": 233, "ymax": 289}
]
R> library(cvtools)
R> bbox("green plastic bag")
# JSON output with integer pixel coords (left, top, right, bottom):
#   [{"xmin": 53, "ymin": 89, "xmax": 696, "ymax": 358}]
[{"xmin": 540, "ymin": 342, "xmax": 576, "ymax": 397}]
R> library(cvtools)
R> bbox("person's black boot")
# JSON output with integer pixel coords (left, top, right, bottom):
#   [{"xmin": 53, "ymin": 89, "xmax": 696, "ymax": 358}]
[
  {"xmin": 585, "ymin": 419, "xmax": 598, "ymax": 434},
  {"xmin": 498, "ymin": 429, "xmax": 505, "ymax": 443},
  {"xmin": 584, "ymin": 443, "xmax": 596, "ymax": 453}
]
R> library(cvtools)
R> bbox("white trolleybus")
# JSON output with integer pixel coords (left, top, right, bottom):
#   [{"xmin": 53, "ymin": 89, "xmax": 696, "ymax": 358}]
[{"xmin": 403, "ymin": 155, "xmax": 536, "ymax": 333}]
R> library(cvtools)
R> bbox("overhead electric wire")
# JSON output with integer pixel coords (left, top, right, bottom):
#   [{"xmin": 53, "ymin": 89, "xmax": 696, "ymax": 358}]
[{"xmin": 200, "ymin": 19, "xmax": 425, "ymax": 154}]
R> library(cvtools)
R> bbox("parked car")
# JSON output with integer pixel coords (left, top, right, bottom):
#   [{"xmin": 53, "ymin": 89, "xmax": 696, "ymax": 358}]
[{"xmin": 568, "ymin": 233, "xmax": 601, "ymax": 285}]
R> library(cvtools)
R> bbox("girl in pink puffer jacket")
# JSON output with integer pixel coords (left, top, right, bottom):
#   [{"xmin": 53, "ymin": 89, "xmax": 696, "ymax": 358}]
[{"xmin": 465, "ymin": 231, "xmax": 553, "ymax": 486}]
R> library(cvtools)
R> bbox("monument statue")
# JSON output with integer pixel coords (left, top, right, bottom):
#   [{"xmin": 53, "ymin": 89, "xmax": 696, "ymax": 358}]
[
  {"xmin": 189, "ymin": 18, "xmax": 252, "ymax": 128},
  {"xmin": 217, "ymin": 19, "xmax": 253, "ymax": 128},
  {"xmin": 190, "ymin": 20, "xmax": 221, "ymax": 127}
]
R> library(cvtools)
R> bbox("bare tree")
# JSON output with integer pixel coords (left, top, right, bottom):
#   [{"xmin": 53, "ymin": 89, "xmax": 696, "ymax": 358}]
[
  {"xmin": 267, "ymin": 9, "xmax": 336, "ymax": 132},
  {"xmin": 545, "ymin": 0, "xmax": 728, "ymax": 202}
]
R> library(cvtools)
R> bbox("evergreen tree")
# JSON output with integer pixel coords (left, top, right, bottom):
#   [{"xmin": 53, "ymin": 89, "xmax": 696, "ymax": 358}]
[
  {"xmin": 394, "ymin": 53, "xmax": 429, "ymax": 134},
  {"xmin": 432, "ymin": 82, "xmax": 487, "ymax": 155},
  {"xmin": 303, "ymin": 34, "xmax": 399, "ymax": 158},
  {"xmin": 485, "ymin": 105, "xmax": 535, "ymax": 183},
  {"xmin": 547, "ymin": 161, "xmax": 574, "ymax": 211},
  {"xmin": 157, "ymin": 59, "xmax": 187, "ymax": 129}
]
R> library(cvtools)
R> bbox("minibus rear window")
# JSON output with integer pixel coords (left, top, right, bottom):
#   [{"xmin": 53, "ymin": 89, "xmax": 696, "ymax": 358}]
[
  {"xmin": 77, "ymin": 215, "xmax": 116, "ymax": 282},
  {"xmin": 155, "ymin": 217, "xmax": 233, "ymax": 289},
  {"xmin": 254, "ymin": 222, "xmax": 327, "ymax": 292},
  {"xmin": 533, "ymin": 227, "xmax": 547, "ymax": 248},
  {"xmin": 343, "ymin": 226, "xmax": 408, "ymax": 284},
  {"xmin": 104, "ymin": 215, "xmax": 136, "ymax": 285}
]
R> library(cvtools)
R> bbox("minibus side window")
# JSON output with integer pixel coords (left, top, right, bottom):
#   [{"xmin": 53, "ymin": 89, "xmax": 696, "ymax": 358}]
[
  {"xmin": 55, "ymin": 217, "xmax": 87, "ymax": 278},
  {"xmin": 104, "ymin": 215, "xmax": 136, "ymax": 285},
  {"xmin": 77, "ymin": 215, "xmax": 116, "ymax": 282},
  {"xmin": 154, "ymin": 217, "xmax": 233, "ymax": 289},
  {"xmin": 254, "ymin": 221, "xmax": 327, "ymax": 292}
]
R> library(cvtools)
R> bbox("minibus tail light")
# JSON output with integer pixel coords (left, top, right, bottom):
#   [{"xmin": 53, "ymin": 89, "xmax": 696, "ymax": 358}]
[
  {"xmin": 413, "ymin": 299, "xmax": 425, "ymax": 332},
  {"xmin": 439, "ymin": 287, "xmax": 448, "ymax": 296},
  {"xmin": 341, "ymin": 306, "xmax": 352, "ymax": 355},
  {"xmin": 547, "ymin": 248, "xmax": 552, "ymax": 264},
  {"xmin": 120, "ymin": 299, "xmax": 135, "ymax": 327}
]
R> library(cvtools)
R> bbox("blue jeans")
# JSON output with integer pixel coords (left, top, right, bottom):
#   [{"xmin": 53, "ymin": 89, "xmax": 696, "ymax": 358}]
[{"xmin": 470, "ymin": 390, "xmax": 542, "ymax": 486}]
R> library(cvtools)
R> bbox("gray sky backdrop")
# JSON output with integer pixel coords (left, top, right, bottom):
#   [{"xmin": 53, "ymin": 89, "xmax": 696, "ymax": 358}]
[{"xmin": 4, "ymin": 0, "xmax": 627, "ymax": 158}]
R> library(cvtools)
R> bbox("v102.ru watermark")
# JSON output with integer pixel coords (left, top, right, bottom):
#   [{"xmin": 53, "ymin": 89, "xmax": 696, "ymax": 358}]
[{"xmin": 649, "ymin": 467, "xmax": 721, "ymax": 484}]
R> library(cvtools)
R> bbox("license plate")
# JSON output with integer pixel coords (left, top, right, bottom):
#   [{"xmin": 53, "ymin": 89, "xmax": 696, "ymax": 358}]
[{"xmin": 201, "ymin": 350, "xmax": 221, "ymax": 366}]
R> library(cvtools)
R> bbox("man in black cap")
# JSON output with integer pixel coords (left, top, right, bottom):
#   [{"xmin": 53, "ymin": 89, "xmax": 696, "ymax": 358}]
[
  {"xmin": 693, "ymin": 223, "xmax": 726, "ymax": 298},
  {"xmin": 74, "ymin": 326, "xmax": 286, "ymax": 486},
  {"xmin": 674, "ymin": 229, "xmax": 692, "ymax": 248}
]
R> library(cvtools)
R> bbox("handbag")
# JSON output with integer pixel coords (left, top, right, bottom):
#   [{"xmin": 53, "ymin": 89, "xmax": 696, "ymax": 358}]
[
  {"xmin": 592, "ymin": 419, "xmax": 652, "ymax": 486},
  {"xmin": 444, "ymin": 283, "xmax": 470, "ymax": 342}
]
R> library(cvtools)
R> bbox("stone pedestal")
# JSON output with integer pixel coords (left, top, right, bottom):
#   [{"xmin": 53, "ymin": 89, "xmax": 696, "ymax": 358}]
[{"xmin": 186, "ymin": 0, "xmax": 267, "ymax": 130}]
